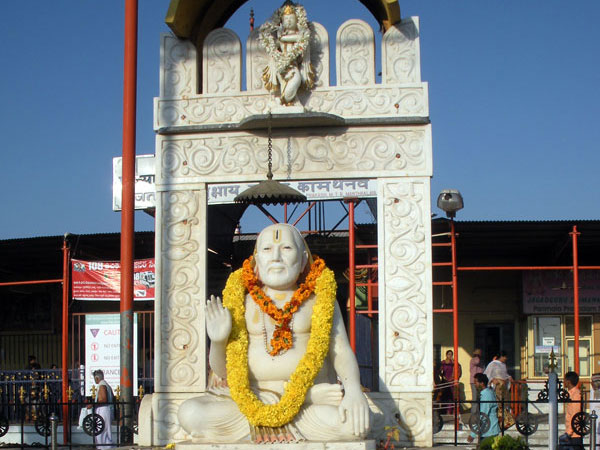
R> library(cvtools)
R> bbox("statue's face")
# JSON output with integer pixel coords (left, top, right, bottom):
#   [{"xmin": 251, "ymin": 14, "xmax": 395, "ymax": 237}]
[
  {"xmin": 255, "ymin": 225, "xmax": 306, "ymax": 290},
  {"xmin": 282, "ymin": 13, "xmax": 297, "ymax": 31}
]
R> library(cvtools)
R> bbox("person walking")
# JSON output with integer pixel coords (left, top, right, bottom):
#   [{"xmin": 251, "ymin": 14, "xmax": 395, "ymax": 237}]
[
  {"xmin": 440, "ymin": 349, "xmax": 462, "ymax": 415},
  {"xmin": 26, "ymin": 355, "xmax": 41, "ymax": 370},
  {"xmin": 559, "ymin": 371, "xmax": 583, "ymax": 450},
  {"xmin": 469, "ymin": 349, "xmax": 484, "ymax": 416},
  {"xmin": 590, "ymin": 373, "xmax": 600, "ymax": 448},
  {"xmin": 484, "ymin": 351, "xmax": 513, "ymax": 429},
  {"xmin": 467, "ymin": 373, "xmax": 499, "ymax": 444},
  {"xmin": 89, "ymin": 370, "xmax": 114, "ymax": 449}
]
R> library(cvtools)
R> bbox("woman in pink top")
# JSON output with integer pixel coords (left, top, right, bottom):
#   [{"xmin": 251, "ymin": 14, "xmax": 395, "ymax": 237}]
[{"xmin": 440, "ymin": 350, "xmax": 462, "ymax": 415}]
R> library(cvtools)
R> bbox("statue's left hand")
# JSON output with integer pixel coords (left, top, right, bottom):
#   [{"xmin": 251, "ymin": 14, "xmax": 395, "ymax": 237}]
[
  {"xmin": 338, "ymin": 388, "xmax": 370, "ymax": 437},
  {"xmin": 305, "ymin": 383, "xmax": 343, "ymax": 406}
]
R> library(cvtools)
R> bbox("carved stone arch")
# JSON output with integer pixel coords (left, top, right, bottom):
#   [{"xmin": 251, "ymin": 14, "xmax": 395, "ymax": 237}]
[
  {"xmin": 202, "ymin": 28, "xmax": 242, "ymax": 94},
  {"xmin": 147, "ymin": 2, "xmax": 434, "ymax": 447},
  {"xmin": 160, "ymin": 34, "xmax": 197, "ymax": 99},
  {"xmin": 336, "ymin": 19, "xmax": 376, "ymax": 86},
  {"xmin": 246, "ymin": 29, "xmax": 268, "ymax": 93},
  {"xmin": 166, "ymin": 0, "xmax": 401, "ymax": 38},
  {"xmin": 382, "ymin": 17, "xmax": 421, "ymax": 84},
  {"xmin": 309, "ymin": 22, "xmax": 330, "ymax": 88},
  {"xmin": 165, "ymin": 0, "xmax": 401, "ymax": 92}
]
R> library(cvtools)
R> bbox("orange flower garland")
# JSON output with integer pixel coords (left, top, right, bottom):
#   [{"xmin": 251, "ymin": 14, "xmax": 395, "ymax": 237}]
[
  {"xmin": 242, "ymin": 255, "xmax": 325, "ymax": 356},
  {"xmin": 223, "ymin": 261, "xmax": 337, "ymax": 426}
]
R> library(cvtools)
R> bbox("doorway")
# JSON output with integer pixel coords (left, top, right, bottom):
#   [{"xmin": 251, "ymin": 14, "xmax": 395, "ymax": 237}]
[{"xmin": 474, "ymin": 323, "xmax": 515, "ymax": 375}]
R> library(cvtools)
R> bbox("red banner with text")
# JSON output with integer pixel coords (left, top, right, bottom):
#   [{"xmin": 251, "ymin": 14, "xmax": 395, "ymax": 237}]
[{"xmin": 71, "ymin": 258, "xmax": 155, "ymax": 301}]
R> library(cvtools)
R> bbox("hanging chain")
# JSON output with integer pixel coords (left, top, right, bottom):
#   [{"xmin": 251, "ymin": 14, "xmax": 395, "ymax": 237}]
[{"xmin": 267, "ymin": 111, "xmax": 273, "ymax": 179}]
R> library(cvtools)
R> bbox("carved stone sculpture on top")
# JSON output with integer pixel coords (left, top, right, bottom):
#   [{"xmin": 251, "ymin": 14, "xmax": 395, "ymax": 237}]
[
  {"xmin": 177, "ymin": 223, "xmax": 371, "ymax": 443},
  {"xmin": 259, "ymin": 1, "xmax": 315, "ymax": 107}
]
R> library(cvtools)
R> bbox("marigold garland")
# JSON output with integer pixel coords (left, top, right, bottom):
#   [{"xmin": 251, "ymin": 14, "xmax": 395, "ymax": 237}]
[
  {"xmin": 242, "ymin": 255, "xmax": 325, "ymax": 356},
  {"xmin": 222, "ymin": 258, "xmax": 336, "ymax": 427}
]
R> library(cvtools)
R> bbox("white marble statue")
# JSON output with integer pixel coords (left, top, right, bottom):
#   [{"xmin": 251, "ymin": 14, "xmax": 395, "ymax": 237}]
[
  {"xmin": 259, "ymin": 2, "xmax": 315, "ymax": 106},
  {"xmin": 178, "ymin": 223, "xmax": 370, "ymax": 443}
]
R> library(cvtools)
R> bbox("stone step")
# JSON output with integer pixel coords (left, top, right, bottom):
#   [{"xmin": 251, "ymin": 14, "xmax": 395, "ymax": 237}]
[
  {"xmin": 433, "ymin": 413, "xmax": 594, "ymax": 447},
  {"xmin": 434, "ymin": 427, "xmax": 590, "ymax": 447}
]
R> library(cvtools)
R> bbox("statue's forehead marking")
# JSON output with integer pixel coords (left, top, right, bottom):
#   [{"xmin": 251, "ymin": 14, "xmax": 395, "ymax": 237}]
[{"xmin": 274, "ymin": 229, "xmax": 280, "ymax": 243}]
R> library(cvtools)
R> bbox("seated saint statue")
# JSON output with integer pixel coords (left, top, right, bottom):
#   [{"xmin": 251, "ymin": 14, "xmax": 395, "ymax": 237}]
[
  {"xmin": 260, "ymin": 2, "xmax": 315, "ymax": 106},
  {"xmin": 178, "ymin": 223, "xmax": 371, "ymax": 443}
]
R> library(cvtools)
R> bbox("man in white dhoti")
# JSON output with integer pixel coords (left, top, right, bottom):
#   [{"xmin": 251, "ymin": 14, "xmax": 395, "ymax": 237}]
[{"xmin": 90, "ymin": 370, "xmax": 114, "ymax": 449}]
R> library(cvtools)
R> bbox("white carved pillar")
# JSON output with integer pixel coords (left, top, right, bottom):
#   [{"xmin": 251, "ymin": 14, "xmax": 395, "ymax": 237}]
[
  {"xmin": 155, "ymin": 186, "xmax": 207, "ymax": 394},
  {"xmin": 203, "ymin": 28, "xmax": 242, "ymax": 94},
  {"xmin": 336, "ymin": 19, "xmax": 375, "ymax": 86},
  {"xmin": 382, "ymin": 17, "xmax": 421, "ymax": 84},
  {"xmin": 375, "ymin": 177, "xmax": 433, "ymax": 446},
  {"xmin": 150, "ymin": 183, "xmax": 207, "ymax": 445}
]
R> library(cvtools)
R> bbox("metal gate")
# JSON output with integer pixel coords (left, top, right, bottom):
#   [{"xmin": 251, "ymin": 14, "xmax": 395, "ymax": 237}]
[{"xmin": 70, "ymin": 311, "xmax": 154, "ymax": 395}]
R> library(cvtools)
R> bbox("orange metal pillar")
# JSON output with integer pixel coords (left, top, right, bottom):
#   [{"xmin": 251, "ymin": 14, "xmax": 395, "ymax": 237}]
[
  {"xmin": 450, "ymin": 220, "xmax": 459, "ymax": 383},
  {"xmin": 571, "ymin": 226, "xmax": 580, "ymax": 373},
  {"xmin": 120, "ymin": 0, "xmax": 138, "ymax": 439},
  {"xmin": 348, "ymin": 200, "xmax": 357, "ymax": 352},
  {"xmin": 61, "ymin": 237, "xmax": 70, "ymax": 444},
  {"xmin": 450, "ymin": 220, "xmax": 460, "ymax": 430}
]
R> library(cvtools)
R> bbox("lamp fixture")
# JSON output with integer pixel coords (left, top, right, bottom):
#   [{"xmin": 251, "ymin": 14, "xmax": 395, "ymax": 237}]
[
  {"xmin": 437, "ymin": 189, "xmax": 464, "ymax": 219},
  {"xmin": 234, "ymin": 112, "xmax": 307, "ymax": 205}
]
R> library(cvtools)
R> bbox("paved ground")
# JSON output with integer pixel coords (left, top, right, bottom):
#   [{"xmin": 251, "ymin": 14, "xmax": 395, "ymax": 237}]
[
  {"xmin": 0, "ymin": 444, "xmax": 468, "ymax": 450},
  {"xmin": 106, "ymin": 447, "xmax": 468, "ymax": 450}
]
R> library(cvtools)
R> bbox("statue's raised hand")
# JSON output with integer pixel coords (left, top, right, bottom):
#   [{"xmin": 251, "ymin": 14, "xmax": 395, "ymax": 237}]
[{"xmin": 206, "ymin": 295, "xmax": 231, "ymax": 343}]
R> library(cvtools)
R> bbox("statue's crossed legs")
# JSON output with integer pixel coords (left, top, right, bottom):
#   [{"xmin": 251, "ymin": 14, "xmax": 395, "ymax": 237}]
[{"xmin": 178, "ymin": 385, "xmax": 368, "ymax": 443}]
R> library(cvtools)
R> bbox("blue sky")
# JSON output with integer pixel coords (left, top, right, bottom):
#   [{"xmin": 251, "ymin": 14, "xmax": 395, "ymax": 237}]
[{"xmin": 1, "ymin": 1, "xmax": 599, "ymax": 239}]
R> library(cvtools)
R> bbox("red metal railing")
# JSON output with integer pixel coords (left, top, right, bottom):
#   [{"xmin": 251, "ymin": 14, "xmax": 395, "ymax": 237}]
[
  {"xmin": 434, "ymin": 223, "xmax": 595, "ymax": 382},
  {"xmin": 346, "ymin": 200, "xmax": 379, "ymax": 391}
]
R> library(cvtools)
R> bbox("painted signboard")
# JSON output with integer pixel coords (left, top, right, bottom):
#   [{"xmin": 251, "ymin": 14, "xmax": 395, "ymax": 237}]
[
  {"xmin": 523, "ymin": 270, "xmax": 600, "ymax": 314},
  {"xmin": 84, "ymin": 314, "xmax": 138, "ymax": 396},
  {"xmin": 72, "ymin": 259, "xmax": 155, "ymax": 301},
  {"xmin": 207, "ymin": 179, "xmax": 377, "ymax": 204},
  {"xmin": 112, "ymin": 155, "xmax": 156, "ymax": 211}
]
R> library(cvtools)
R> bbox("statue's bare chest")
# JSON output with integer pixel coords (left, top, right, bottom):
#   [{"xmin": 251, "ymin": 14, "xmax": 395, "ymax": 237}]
[{"xmin": 244, "ymin": 293, "xmax": 315, "ymax": 335}]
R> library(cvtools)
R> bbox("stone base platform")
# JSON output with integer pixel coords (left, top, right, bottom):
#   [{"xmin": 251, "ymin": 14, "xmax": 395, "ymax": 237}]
[{"xmin": 176, "ymin": 440, "xmax": 376, "ymax": 450}]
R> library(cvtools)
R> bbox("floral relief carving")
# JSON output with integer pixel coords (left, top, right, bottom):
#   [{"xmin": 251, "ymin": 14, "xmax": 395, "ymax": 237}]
[
  {"xmin": 336, "ymin": 20, "xmax": 375, "ymax": 86},
  {"xmin": 308, "ymin": 22, "xmax": 329, "ymax": 88},
  {"xmin": 160, "ymin": 130, "xmax": 426, "ymax": 182},
  {"xmin": 160, "ymin": 191, "xmax": 203, "ymax": 389},
  {"xmin": 155, "ymin": 86, "xmax": 427, "ymax": 129},
  {"xmin": 246, "ymin": 29, "xmax": 269, "ymax": 92},
  {"xmin": 156, "ymin": 397, "xmax": 186, "ymax": 442},
  {"xmin": 203, "ymin": 29, "xmax": 241, "ymax": 94},
  {"xmin": 383, "ymin": 18, "xmax": 420, "ymax": 84},
  {"xmin": 368, "ymin": 394, "xmax": 430, "ymax": 445},
  {"xmin": 304, "ymin": 87, "xmax": 426, "ymax": 117},
  {"xmin": 381, "ymin": 181, "xmax": 431, "ymax": 388},
  {"xmin": 162, "ymin": 35, "xmax": 196, "ymax": 98}
]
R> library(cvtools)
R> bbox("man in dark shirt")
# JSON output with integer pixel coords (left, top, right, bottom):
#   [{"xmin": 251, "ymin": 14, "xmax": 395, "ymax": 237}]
[{"xmin": 26, "ymin": 355, "xmax": 41, "ymax": 370}]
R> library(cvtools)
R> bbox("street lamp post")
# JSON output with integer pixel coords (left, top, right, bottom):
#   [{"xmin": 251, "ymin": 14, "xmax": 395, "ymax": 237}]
[{"xmin": 437, "ymin": 189, "xmax": 464, "ymax": 427}]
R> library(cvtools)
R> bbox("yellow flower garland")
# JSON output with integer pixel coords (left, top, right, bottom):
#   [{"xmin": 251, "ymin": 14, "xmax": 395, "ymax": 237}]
[{"xmin": 222, "ymin": 264, "xmax": 337, "ymax": 427}]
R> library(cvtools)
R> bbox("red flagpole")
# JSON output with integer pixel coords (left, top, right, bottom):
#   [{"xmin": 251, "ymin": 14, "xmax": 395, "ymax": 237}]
[{"xmin": 120, "ymin": 0, "xmax": 138, "ymax": 442}]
